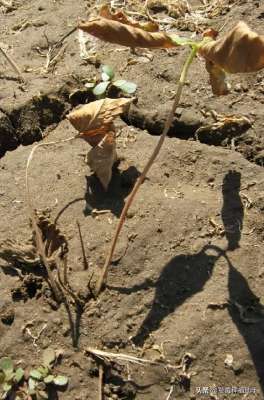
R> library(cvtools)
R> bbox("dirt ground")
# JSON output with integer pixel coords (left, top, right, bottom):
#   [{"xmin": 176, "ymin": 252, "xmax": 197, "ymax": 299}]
[{"xmin": 1, "ymin": 0, "xmax": 264, "ymax": 399}]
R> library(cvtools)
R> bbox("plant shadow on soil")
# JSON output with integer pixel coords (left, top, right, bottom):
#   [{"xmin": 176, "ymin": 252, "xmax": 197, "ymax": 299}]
[
  {"xmin": 84, "ymin": 165, "xmax": 141, "ymax": 217},
  {"xmin": 54, "ymin": 164, "xmax": 141, "ymax": 223},
  {"xmin": 109, "ymin": 171, "xmax": 264, "ymax": 393}
]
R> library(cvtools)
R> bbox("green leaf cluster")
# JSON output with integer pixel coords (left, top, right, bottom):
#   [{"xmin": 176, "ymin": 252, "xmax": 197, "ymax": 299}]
[
  {"xmin": 85, "ymin": 64, "xmax": 137, "ymax": 97},
  {"xmin": 0, "ymin": 350, "xmax": 68, "ymax": 400},
  {"xmin": 26, "ymin": 349, "xmax": 68, "ymax": 400},
  {"xmin": 0, "ymin": 357, "xmax": 24, "ymax": 399}
]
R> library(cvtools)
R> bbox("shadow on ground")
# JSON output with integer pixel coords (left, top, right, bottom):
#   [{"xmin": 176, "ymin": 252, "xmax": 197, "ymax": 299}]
[
  {"xmin": 110, "ymin": 170, "xmax": 264, "ymax": 393},
  {"xmin": 84, "ymin": 165, "xmax": 140, "ymax": 217}
]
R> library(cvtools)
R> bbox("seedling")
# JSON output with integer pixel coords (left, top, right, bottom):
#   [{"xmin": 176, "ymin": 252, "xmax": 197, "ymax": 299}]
[
  {"xmin": 24, "ymin": 5, "xmax": 264, "ymax": 300},
  {"xmin": 24, "ymin": 349, "xmax": 68, "ymax": 400},
  {"xmin": 0, "ymin": 357, "xmax": 24, "ymax": 399},
  {"xmin": 0, "ymin": 350, "xmax": 68, "ymax": 400},
  {"xmin": 85, "ymin": 64, "xmax": 137, "ymax": 97},
  {"xmin": 78, "ymin": 8, "xmax": 264, "ymax": 294}
]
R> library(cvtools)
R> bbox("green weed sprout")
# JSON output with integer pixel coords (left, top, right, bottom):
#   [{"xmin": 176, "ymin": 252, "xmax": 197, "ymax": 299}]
[
  {"xmin": 0, "ymin": 350, "xmax": 68, "ymax": 400},
  {"xmin": 0, "ymin": 357, "xmax": 24, "ymax": 399},
  {"xmin": 25, "ymin": 349, "xmax": 68, "ymax": 400},
  {"xmin": 86, "ymin": 64, "xmax": 137, "ymax": 97}
]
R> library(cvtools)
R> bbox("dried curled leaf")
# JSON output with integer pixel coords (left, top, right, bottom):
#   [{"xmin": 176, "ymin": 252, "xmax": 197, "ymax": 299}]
[
  {"xmin": 199, "ymin": 21, "xmax": 264, "ymax": 73},
  {"xmin": 205, "ymin": 60, "xmax": 230, "ymax": 96},
  {"xmin": 0, "ymin": 239, "xmax": 39, "ymax": 267},
  {"xmin": 78, "ymin": 17, "xmax": 176, "ymax": 49},
  {"xmin": 33, "ymin": 211, "xmax": 68, "ymax": 263},
  {"xmin": 87, "ymin": 133, "xmax": 117, "ymax": 190},
  {"xmin": 67, "ymin": 98, "xmax": 132, "ymax": 135},
  {"xmin": 99, "ymin": 4, "xmax": 159, "ymax": 32},
  {"xmin": 0, "ymin": 215, "xmax": 68, "ymax": 269},
  {"xmin": 68, "ymin": 99, "xmax": 132, "ymax": 190},
  {"xmin": 195, "ymin": 112, "xmax": 251, "ymax": 144}
]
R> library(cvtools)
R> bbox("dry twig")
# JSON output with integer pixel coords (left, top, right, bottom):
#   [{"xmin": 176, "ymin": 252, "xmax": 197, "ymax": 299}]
[
  {"xmin": 76, "ymin": 220, "xmax": 89, "ymax": 271},
  {"xmin": 98, "ymin": 365, "xmax": 104, "ymax": 400},
  {"xmin": 0, "ymin": 44, "xmax": 25, "ymax": 82},
  {"xmin": 86, "ymin": 347, "xmax": 182, "ymax": 370},
  {"xmin": 43, "ymin": 27, "xmax": 77, "ymax": 72},
  {"xmin": 165, "ymin": 385, "xmax": 174, "ymax": 400}
]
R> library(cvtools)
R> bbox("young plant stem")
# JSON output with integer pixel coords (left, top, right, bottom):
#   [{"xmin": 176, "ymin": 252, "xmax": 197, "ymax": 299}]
[{"xmin": 96, "ymin": 47, "xmax": 197, "ymax": 295}]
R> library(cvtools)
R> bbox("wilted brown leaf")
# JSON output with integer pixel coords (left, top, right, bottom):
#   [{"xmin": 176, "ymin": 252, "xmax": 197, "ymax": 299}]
[
  {"xmin": 195, "ymin": 112, "xmax": 251, "ymax": 143},
  {"xmin": 0, "ymin": 239, "xmax": 39, "ymax": 267},
  {"xmin": 67, "ymin": 98, "xmax": 132, "ymax": 136},
  {"xmin": 205, "ymin": 60, "xmax": 229, "ymax": 96},
  {"xmin": 87, "ymin": 133, "xmax": 117, "ymax": 190},
  {"xmin": 78, "ymin": 17, "xmax": 176, "ymax": 49},
  {"xmin": 199, "ymin": 21, "xmax": 264, "ymax": 73},
  {"xmin": 34, "ymin": 211, "xmax": 68, "ymax": 262},
  {"xmin": 68, "ymin": 99, "xmax": 131, "ymax": 190},
  {"xmin": 99, "ymin": 4, "xmax": 159, "ymax": 32}
]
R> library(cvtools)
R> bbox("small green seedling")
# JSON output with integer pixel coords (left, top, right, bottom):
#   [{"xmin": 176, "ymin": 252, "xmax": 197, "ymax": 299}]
[
  {"xmin": 86, "ymin": 64, "xmax": 137, "ymax": 97},
  {"xmin": 25, "ymin": 349, "xmax": 68, "ymax": 400},
  {"xmin": 0, "ymin": 357, "xmax": 24, "ymax": 399},
  {"xmin": 0, "ymin": 350, "xmax": 68, "ymax": 400}
]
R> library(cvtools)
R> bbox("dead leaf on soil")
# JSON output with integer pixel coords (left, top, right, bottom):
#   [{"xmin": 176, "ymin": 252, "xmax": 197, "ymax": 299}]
[
  {"xmin": 30, "ymin": 210, "xmax": 69, "ymax": 301},
  {"xmin": 78, "ymin": 17, "xmax": 177, "ymax": 49},
  {"xmin": 99, "ymin": 4, "xmax": 159, "ymax": 32},
  {"xmin": 195, "ymin": 112, "xmax": 251, "ymax": 139},
  {"xmin": 200, "ymin": 22, "xmax": 264, "ymax": 74},
  {"xmin": 33, "ymin": 211, "xmax": 68, "ymax": 263},
  {"xmin": 0, "ymin": 239, "xmax": 39, "ymax": 267}
]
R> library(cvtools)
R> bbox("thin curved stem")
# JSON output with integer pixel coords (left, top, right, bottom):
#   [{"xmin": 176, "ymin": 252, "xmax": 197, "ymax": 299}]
[{"xmin": 96, "ymin": 47, "xmax": 197, "ymax": 295}]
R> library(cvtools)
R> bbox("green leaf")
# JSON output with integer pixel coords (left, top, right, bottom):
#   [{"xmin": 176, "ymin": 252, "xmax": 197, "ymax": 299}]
[
  {"xmin": 2, "ymin": 383, "xmax": 12, "ymax": 392},
  {"xmin": 101, "ymin": 72, "xmax": 111, "ymax": 82},
  {"xmin": 37, "ymin": 366, "xmax": 49, "ymax": 377},
  {"xmin": 42, "ymin": 349, "xmax": 56, "ymax": 368},
  {"xmin": 102, "ymin": 65, "xmax": 114, "ymax": 80},
  {"xmin": 53, "ymin": 375, "xmax": 68, "ymax": 386},
  {"xmin": 113, "ymin": 80, "xmax": 137, "ymax": 94},
  {"xmin": 44, "ymin": 375, "xmax": 54, "ymax": 384},
  {"xmin": 0, "ymin": 358, "xmax": 13, "ymax": 373},
  {"xmin": 28, "ymin": 377, "xmax": 37, "ymax": 392},
  {"xmin": 14, "ymin": 368, "xmax": 24, "ymax": 383},
  {"xmin": 168, "ymin": 34, "xmax": 196, "ymax": 47},
  {"xmin": 4, "ymin": 371, "xmax": 14, "ymax": 382},
  {"xmin": 93, "ymin": 81, "xmax": 110, "ymax": 96},
  {"xmin": 29, "ymin": 370, "xmax": 42, "ymax": 380}
]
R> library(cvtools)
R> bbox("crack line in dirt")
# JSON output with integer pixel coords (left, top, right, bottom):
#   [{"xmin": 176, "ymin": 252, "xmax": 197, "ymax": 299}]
[{"xmin": 0, "ymin": 83, "xmax": 262, "ymax": 169}]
